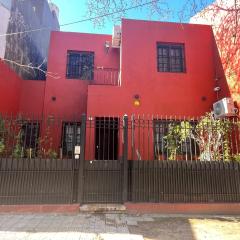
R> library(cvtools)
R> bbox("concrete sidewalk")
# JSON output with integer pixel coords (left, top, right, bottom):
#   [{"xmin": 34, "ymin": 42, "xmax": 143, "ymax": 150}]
[{"xmin": 0, "ymin": 213, "xmax": 239, "ymax": 240}]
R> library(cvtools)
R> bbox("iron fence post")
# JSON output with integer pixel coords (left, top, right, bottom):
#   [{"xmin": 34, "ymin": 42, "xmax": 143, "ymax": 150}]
[
  {"xmin": 78, "ymin": 114, "xmax": 86, "ymax": 204},
  {"xmin": 123, "ymin": 114, "xmax": 128, "ymax": 202}
]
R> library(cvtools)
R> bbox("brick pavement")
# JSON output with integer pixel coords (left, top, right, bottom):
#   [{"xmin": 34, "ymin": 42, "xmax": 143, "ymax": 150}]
[{"xmin": 0, "ymin": 213, "xmax": 239, "ymax": 240}]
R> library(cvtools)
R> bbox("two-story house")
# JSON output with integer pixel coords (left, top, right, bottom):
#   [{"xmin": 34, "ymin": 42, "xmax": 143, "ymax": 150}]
[{"xmin": 0, "ymin": 18, "xmax": 230, "ymax": 160}]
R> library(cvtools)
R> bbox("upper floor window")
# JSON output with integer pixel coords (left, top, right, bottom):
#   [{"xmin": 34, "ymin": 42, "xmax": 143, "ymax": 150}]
[
  {"xmin": 66, "ymin": 51, "xmax": 94, "ymax": 80},
  {"xmin": 157, "ymin": 43, "xmax": 185, "ymax": 73}
]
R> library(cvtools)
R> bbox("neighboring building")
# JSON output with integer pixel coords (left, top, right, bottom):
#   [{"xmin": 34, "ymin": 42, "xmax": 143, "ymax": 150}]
[
  {"xmin": 0, "ymin": 0, "xmax": 59, "ymax": 80},
  {"xmin": 190, "ymin": 0, "xmax": 240, "ymax": 107},
  {"xmin": 0, "ymin": 0, "xmax": 11, "ymax": 58},
  {"xmin": 0, "ymin": 18, "xmax": 230, "ymax": 158}
]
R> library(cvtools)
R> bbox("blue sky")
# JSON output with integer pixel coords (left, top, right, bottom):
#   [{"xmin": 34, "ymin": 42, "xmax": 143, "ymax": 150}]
[{"xmin": 51, "ymin": 0, "xmax": 213, "ymax": 34}]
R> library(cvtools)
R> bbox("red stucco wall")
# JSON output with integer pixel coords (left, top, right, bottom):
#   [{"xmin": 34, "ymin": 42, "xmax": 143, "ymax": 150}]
[
  {"xmin": 0, "ymin": 19, "xmax": 231, "ymax": 159},
  {"xmin": 43, "ymin": 31, "xmax": 120, "ymax": 119},
  {"xmin": 87, "ymin": 19, "xmax": 223, "ymax": 117},
  {"xmin": 4, "ymin": 19, "xmax": 228, "ymax": 119},
  {"xmin": 19, "ymin": 80, "xmax": 46, "ymax": 117},
  {"xmin": 0, "ymin": 60, "xmax": 21, "ymax": 114}
]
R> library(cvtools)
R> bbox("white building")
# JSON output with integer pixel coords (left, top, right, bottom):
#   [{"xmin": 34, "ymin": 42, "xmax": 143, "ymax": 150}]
[{"xmin": 0, "ymin": 0, "xmax": 12, "ymax": 58}]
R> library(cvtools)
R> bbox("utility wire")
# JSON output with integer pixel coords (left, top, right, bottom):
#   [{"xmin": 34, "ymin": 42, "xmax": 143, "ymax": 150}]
[{"xmin": 0, "ymin": 0, "xmax": 159, "ymax": 37}]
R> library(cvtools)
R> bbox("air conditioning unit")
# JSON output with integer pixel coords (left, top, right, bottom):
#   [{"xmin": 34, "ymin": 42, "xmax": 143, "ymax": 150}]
[
  {"xmin": 213, "ymin": 97, "xmax": 236, "ymax": 118},
  {"xmin": 112, "ymin": 25, "xmax": 121, "ymax": 48}
]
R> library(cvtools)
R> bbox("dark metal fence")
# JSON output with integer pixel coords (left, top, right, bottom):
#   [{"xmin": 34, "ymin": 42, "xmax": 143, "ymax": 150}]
[
  {"xmin": 83, "ymin": 160, "xmax": 123, "ymax": 203},
  {"xmin": 0, "ymin": 158, "xmax": 76, "ymax": 204},
  {"xmin": 0, "ymin": 114, "xmax": 82, "ymax": 204},
  {"xmin": 129, "ymin": 114, "xmax": 240, "ymax": 161},
  {"xmin": 128, "ymin": 160, "xmax": 240, "ymax": 203},
  {"xmin": 0, "ymin": 113, "xmax": 240, "ymax": 205}
]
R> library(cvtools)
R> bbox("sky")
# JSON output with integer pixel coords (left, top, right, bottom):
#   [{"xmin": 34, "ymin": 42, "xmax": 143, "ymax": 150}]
[{"xmin": 51, "ymin": 0, "xmax": 214, "ymax": 34}]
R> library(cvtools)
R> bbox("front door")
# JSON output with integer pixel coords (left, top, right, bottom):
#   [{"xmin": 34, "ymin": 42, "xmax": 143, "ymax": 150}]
[
  {"xmin": 82, "ymin": 117, "xmax": 122, "ymax": 203},
  {"xmin": 95, "ymin": 117, "xmax": 119, "ymax": 160}
]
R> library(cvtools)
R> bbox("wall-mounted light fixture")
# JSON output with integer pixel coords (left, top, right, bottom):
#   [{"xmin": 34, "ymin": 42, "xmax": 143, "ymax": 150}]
[
  {"xmin": 51, "ymin": 96, "xmax": 56, "ymax": 101},
  {"xmin": 133, "ymin": 94, "xmax": 141, "ymax": 107},
  {"xmin": 214, "ymin": 86, "xmax": 221, "ymax": 92}
]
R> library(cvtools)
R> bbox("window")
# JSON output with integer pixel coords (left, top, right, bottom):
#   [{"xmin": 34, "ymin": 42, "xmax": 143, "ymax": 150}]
[
  {"xmin": 157, "ymin": 43, "xmax": 185, "ymax": 73},
  {"xmin": 22, "ymin": 122, "xmax": 40, "ymax": 149},
  {"xmin": 154, "ymin": 120, "xmax": 198, "ymax": 160},
  {"xmin": 62, "ymin": 122, "xmax": 81, "ymax": 157},
  {"xmin": 66, "ymin": 51, "xmax": 94, "ymax": 80},
  {"xmin": 154, "ymin": 120, "xmax": 169, "ymax": 159}
]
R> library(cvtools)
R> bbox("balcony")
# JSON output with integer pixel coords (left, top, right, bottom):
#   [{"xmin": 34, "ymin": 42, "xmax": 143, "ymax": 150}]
[{"xmin": 91, "ymin": 67, "xmax": 120, "ymax": 86}]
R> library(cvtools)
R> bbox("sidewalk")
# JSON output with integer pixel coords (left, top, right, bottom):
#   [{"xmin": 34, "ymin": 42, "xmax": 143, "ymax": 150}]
[{"xmin": 0, "ymin": 213, "xmax": 239, "ymax": 240}]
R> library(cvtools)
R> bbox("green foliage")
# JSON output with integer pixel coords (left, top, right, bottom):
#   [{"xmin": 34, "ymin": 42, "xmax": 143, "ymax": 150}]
[
  {"xmin": 12, "ymin": 144, "xmax": 23, "ymax": 158},
  {"xmin": 0, "ymin": 139, "xmax": 5, "ymax": 154},
  {"xmin": 46, "ymin": 149, "xmax": 58, "ymax": 159},
  {"xmin": 25, "ymin": 148, "xmax": 37, "ymax": 159},
  {"xmin": 232, "ymin": 154, "xmax": 240, "ymax": 162},
  {"xmin": 164, "ymin": 121, "xmax": 192, "ymax": 160},
  {"xmin": 12, "ymin": 130, "xmax": 23, "ymax": 158},
  {"xmin": 0, "ymin": 116, "xmax": 4, "ymax": 132},
  {"xmin": 37, "ymin": 118, "xmax": 58, "ymax": 159},
  {"xmin": 0, "ymin": 116, "xmax": 5, "ymax": 155},
  {"xmin": 194, "ymin": 113, "xmax": 231, "ymax": 161},
  {"xmin": 164, "ymin": 113, "xmax": 233, "ymax": 161}
]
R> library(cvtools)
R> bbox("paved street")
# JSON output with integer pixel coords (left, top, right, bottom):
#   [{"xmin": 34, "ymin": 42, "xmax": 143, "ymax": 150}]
[{"xmin": 0, "ymin": 213, "xmax": 239, "ymax": 240}]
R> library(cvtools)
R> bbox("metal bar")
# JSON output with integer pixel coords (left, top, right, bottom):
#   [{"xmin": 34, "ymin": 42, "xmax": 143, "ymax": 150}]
[
  {"xmin": 77, "ymin": 114, "xmax": 86, "ymax": 203},
  {"xmin": 122, "ymin": 114, "xmax": 128, "ymax": 202}
]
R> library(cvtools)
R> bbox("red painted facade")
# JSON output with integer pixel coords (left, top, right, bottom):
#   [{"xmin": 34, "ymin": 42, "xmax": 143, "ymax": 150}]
[
  {"xmin": 42, "ymin": 32, "xmax": 120, "ymax": 119},
  {"xmin": 87, "ymin": 19, "xmax": 229, "ymax": 117},
  {"xmin": 0, "ymin": 19, "xmax": 231, "ymax": 159},
  {"xmin": 0, "ymin": 60, "xmax": 21, "ymax": 115},
  {"xmin": 0, "ymin": 19, "xmax": 229, "ymax": 118}
]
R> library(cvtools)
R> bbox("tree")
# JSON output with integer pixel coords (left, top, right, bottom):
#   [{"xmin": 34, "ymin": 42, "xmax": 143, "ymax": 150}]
[
  {"xmin": 85, "ymin": 0, "xmax": 167, "ymax": 27},
  {"xmin": 84, "ymin": 0, "xmax": 212, "ymax": 27},
  {"xmin": 1, "ymin": 58, "xmax": 60, "ymax": 80},
  {"xmin": 164, "ymin": 113, "xmax": 237, "ymax": 161},
  {"xmin": 190, "ymin": 0, "xmax": 240, "ymax": 107}
]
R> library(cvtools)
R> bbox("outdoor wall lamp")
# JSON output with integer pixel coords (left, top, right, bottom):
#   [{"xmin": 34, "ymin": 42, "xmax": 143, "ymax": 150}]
[
  {"xmin": 133, "ymin": 94, "xmax": 141, "ymax": 107},
  {"xmin": 214, "ymin": 86, "xmax": 221, "ymax": 92},
  {"xmin": 51, "ymin": 96, "xmax": 56, "ymax": 101}
]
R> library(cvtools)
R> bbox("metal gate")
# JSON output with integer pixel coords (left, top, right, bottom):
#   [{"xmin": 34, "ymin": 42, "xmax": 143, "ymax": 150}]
[
  {"xmin": 78, "ymin": 115, "xmax": 128, "ymax": 204},
  {"xmin": 82, "ymin": 160, "xmax": 123, "ymax": 203}
]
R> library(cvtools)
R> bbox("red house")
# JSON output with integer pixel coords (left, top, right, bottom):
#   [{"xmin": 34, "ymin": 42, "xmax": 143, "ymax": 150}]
[
  {"xmin": 0, "ymin": 19, "xmax": 230, "ymax": 160},
  {"xmin": 2, "ymin": 18, "xmax": 240, "ymax": 207}
]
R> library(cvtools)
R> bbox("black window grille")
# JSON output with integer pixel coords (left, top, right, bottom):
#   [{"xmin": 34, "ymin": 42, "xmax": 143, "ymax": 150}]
[
  {"xmin": 157, "ymin": 43, "xmax": 185, "ymax": 73},
  {"xmin": 66, "ymin": 51, "xmax": 94, "ymax": 80},
  {"xmin": 154, "ymin": 120, "xmax": 169, "ymax": 158},
  {"xmin": 21, "ymin": 122, "xmax": 40, "ymax": 156},
  {"xmin": 154, "ymin": 120, "xmax": 198, "ymax": 160},
  {"xmin": 62, "ymin": 122, "xmax": 81, "ymax": 157}
]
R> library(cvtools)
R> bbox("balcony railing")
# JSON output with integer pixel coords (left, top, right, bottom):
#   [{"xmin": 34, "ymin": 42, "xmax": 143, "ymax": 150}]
[{"xmin": 91, "ymin": 67, "xmax": 120, "ymax": 86}]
